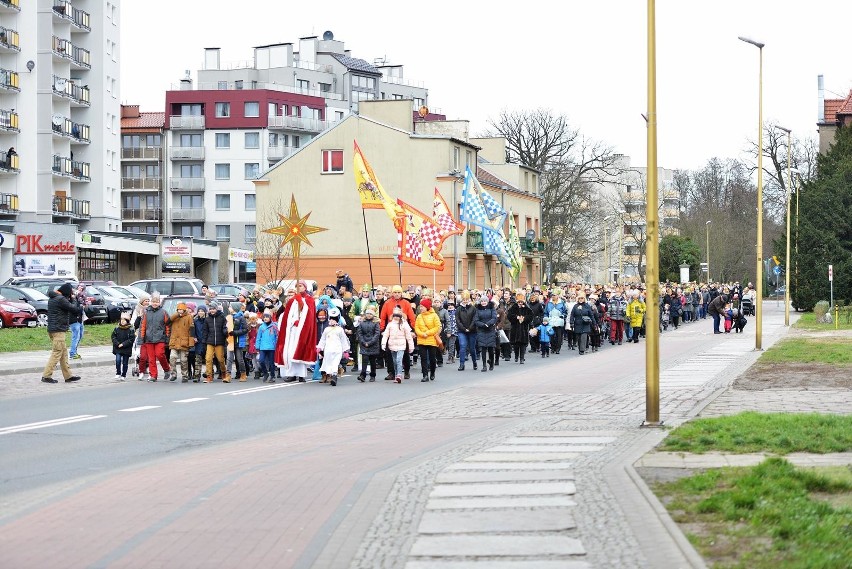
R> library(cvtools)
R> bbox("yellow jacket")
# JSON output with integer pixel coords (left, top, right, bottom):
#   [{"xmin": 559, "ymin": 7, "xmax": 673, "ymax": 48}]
[
  {"xmin": 415, "ymin": 309, "xmax": 442, "ymax": 347},
  {"xmin": 628, "ymin": 299, "xmax": 646, "ymax": 328}
]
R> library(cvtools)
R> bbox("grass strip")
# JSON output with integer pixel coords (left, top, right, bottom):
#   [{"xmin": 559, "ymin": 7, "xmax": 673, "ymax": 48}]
[
  {"xmin": 759, "ymin": 337, "xmax": 852, "ymax": 365},
  {"xmin": 655, "ymin": 458, "xmax": 852, "ymax": 569},
  {"xmin": 659, "ymin": 412, "xmax": 852, "ymax": 455},
  {"xmin": 0, "ymin": 323, "xmax": 115, "ymax": 353},
  {"xmin": 793, "ymin": 311, "xmax": 852, "ymax": 331}
]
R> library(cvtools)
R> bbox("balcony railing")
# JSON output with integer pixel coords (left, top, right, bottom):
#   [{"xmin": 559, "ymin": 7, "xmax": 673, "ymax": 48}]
[
  {"xmin": 0, "ymin": 109, "xmax": 18, "ymax": 132},
  {"xmin": 0, "ymin": 192, "xmax": 19, "ymax": 213},
  {"xmin": 466, "ymin": 230, "xmax": 483, "ymax": 251},
  {"xmin": 54, "ymin": 1, "xmax": 90, "ymax": 31},
  {"xmin": 169, "ymin": 115, "xmax": 205, "ymax": 130},
  {"xmin": 0, "ymin": 26, "xmax": 19, "ymax": 52},
  {"xmin": 121, "ymin": 147, "xmax": 162, "ymax": 160},
  {"xmin": 0, "ymin": 68, "xmax": 19, "ymax": 91},
  {"xmin": 188, "ymin": 80, "xmax": 344, "ymax": 101},
  {"xmin": 51, "ymin": 116, "xmax": 90, "ymax": 143},
  {"xmin": 169, "ymin": 146, "xmax": 205, "ymax": 160},
  {"xmin": 0, "ymin": 0, "xmax": 20, "ymax": 13},
  {"xmin": 169, "ymin": 177, "xmax": 205, "ymax": 191},
  {"xmin": 267, "ymin": 115, "xmax": 335, "ymax": 133},
  {"xmin": 52, "ymin": 75, "xmax": 90, "ymax": 106},
  {"xmin": 267, "ymin": 144, "xmax": 297, "ymax": 161},
  {"xmin": 52, "ymin": 195, "xmax": 90, "ymax": 219},
  {"xmin": 52, "ymin": 155, "xmax": 90, "ymax": 181},
  {"xmin": 0, "ymin": 149, "xmax": 18, "ymax": 172},
  {"xmin": 121, "ymin": 208, "xmax": 162, "ymax": 221},
  {"xmin": 170, "ymin": 208, "xmax": 205, "ymax": 222},
  {"xmin": 52, "ymin": 36, "xmax": 90, "ymax": 68},
  {"xmin": 121, "ymin": 177, "xmax": 162, "ymax": 190}
]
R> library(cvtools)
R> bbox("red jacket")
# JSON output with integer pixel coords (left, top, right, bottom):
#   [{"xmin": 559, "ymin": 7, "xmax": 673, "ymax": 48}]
[{"xmin": 380, "ymin": 298, "xmax": 416, "ymax": 331}]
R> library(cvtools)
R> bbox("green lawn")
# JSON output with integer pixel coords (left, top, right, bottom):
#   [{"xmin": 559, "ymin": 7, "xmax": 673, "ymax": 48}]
[
  {"xmin": 758, "ymin": 337, "xmax": 852, "ymax": 365},
  {"xmin": 658, "ymin": 412, "xmax": 852, "ymax": 455},
  {"xmin": 0, "ymin": 322, "xmax": 115, "ymax": 353},
  {"xmin": 794, "ymin": 311, "xmax": 852, "ymax": 330},
  {"xmin": 655, "ymin": 458, "xmax": 852, "ymax": 569}
]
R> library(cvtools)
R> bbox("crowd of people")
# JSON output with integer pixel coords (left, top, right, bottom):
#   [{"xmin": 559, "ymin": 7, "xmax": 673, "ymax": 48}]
[{"xmin": 40, "ymin": 270, "xmax": 756, "ymax": 386}]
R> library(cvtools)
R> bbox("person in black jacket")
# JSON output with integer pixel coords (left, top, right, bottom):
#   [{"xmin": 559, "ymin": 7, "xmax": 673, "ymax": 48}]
[
  {"xmin": 454, "ymin": 291, "xmax": 478, "ymax": 371},
  {"xmin": 570, "ymin": 294, "xmax": 599, "ymax": 355},
  {"xmin": 507, "ymin": 294, "xmax": 534, "ymax": 364},
  {"xmin": 42, "ymin": 282, "xmax": 82, "ymax": 383},
  {"xmin": 202, "ymin": 301, "xmax": 229, "ymax": 383},
  {"xmin": 473, "ymin": 297, "xmax": 498, "ymax": 371},
  {"xmin": 112, "ymin": 314, "xmax": 135, "ymax": 380}
]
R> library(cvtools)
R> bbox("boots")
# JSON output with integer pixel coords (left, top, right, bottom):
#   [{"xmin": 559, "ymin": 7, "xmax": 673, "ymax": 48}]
[
  {"xmin": 238, "ymin": 373, "xmax": 247, "ymax": 382},
  {"xmin": 223, "ymin": 373, "xmax": 231, "ymax": 383},
  {"xmin": 254, "ymin": 370, "xmax": 261, "ymax": 379},
  {"xmin": 203, "ymin": 375, "xmax": 212, "ymax": 383}
]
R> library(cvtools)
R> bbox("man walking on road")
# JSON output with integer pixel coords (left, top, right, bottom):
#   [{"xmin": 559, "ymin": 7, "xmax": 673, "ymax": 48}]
[{"xmin": 42, "ymin": 282, "xmax": 82, "ymax": 384}]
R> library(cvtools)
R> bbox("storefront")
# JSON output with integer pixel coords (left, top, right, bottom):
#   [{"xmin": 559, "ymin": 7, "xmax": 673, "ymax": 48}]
[{"xmin": 228, "ymin": 247, "xmax": 256, "ymax": 282}]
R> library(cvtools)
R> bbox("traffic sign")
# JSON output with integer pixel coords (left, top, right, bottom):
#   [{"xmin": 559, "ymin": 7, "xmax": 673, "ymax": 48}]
[
  {"xmin": 773, "ymin": 265, "xmax": 781, "ymax": 276},
  {"xmin": 829, "ymin": 264, "xmax": 833, "ymax": 282}
]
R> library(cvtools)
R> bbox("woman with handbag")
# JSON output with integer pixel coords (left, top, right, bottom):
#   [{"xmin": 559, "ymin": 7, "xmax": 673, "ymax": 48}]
[
  {"xmin": 414, "ymin": 298, "xmax": 441, "ymax": 382},
  {"xmin": 473, "ymin": 296, "xmax": 498, "ymax": 372},
  {"xmin": 569, "ymin": 293, "xmax": 598, "ymax": 355}
]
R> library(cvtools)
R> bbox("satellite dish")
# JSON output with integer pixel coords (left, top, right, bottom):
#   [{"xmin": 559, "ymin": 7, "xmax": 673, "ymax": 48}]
[
  {"xmin": 322, "ymin": 30, "xmax": 334, "ymax": 41},
  {"xmin": 54, "ymin": 77, "xmax": 67, "ymax": 91},
  {"xmin": 418, "ymin": 105, "xmax": 429, "ymax": 118},
  {"xmin": 52, "ymin": 114, "xmax": 63, "ymax": 127}
]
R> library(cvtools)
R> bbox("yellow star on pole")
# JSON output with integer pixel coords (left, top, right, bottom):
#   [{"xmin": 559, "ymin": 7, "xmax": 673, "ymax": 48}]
[{"xmin": 263, "ymin": 194, "xmax": 328, "ymax": 261}]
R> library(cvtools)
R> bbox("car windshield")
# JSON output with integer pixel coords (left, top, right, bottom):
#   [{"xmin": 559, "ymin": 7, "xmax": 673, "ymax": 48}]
[
  {"xmin": 113, "ymin": 285, "xmax": 148, "ymax": 299},
  {"xmin": 98, "ymin": 286, "xmax": 131, "ymax": 298},
  {"xmin": 19, "ymin": 288, "xmax": 49, "ymax": 301}
]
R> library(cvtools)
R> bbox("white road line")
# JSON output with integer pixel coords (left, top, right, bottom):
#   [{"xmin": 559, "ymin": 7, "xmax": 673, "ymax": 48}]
[
  {"xmin": 216, "ymin": 382, "xmax": 308, "ymax": 396},
  {"xmin": 173, "ymin": 398, "xmax": 209, "ymax": 403},
  {"xmin": 0, "ymin": 415, "xmax": 108, "ymax": 435},
  {"xmin": 118, "ymin": 406, "xmax": 161, "ymax": 412}
]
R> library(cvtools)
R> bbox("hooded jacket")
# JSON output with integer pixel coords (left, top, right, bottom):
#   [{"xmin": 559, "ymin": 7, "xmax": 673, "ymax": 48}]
[
  {"xmin": 168, "ymin": 310, "xmax": 196, "ymax": 350},
  {"xmin": 202, "ymin": 310, "xmax": 229, "ymax": 346},
  {"xmin": 473, "ymin": 301, "xmax": 498, "ymax": 348},
  {"xmin": 455, "ymin": 302, "xmax": 477, "ymax": 334},
  {"xmin": 140, "ymin": 304, "xmax": 170, "ymax": 344},
  {"xmin": 414, "ymin": 307, "xmax": 441, "ymax": 347},
  {"xmin": 47, "ymin": 283, "xmax": 82, "ymax": 333}
]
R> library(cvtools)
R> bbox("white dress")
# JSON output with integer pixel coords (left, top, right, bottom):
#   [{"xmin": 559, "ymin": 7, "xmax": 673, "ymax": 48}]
[
  {"xmin": 317, "ymin": 324, "xmax": 349, "ymax": 375},
  {"xmin": 278, "ymin": 299, "xmax": 312, "ymax": 378}
]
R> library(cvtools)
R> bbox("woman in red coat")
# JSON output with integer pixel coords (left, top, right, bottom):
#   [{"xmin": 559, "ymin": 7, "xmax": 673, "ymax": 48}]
[{"xmin": 274, "ymin": 281, "xmax": 317, "ymax": 382}]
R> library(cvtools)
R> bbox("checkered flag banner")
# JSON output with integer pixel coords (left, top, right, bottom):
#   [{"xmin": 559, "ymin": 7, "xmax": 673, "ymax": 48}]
[
  {"xmin": 396, "ymin": 198, "xmax": 447, "ymax": 270},
  {"xmin": 483, "ymin": 227, "xmax": 513, "ymax": 268},
  {"xmin": 460, "ymin": 166, "xmax": 504, "ymax": 232},
  {"xmin": 433, "ymin": 188, "xmax": 464, "ymax": 238}
]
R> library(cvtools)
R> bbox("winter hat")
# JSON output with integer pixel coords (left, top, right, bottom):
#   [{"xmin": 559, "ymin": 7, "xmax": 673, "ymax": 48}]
[
  {"xmin": 542, "ymin": 316, "xmax": 549, "ymax": 323},
  {"xmin": 208, "ymin": 300, "xmax": 221, "ymax": 310},
  {"xmin": 365, "ymin": 305, "xmax": 377, "ymax": 316},
  {"xmin": 328, "ymin": 307, "xmax": 340, "ymax": 321},
  {"xmin": 262, "ymin": 310, "xmax": 273, "ymax": 319},
  {"xmin": 391, "ymin": 284, "xmax": 403, "ymax": 293},
  {"xmin": 361, "ymin": 283, "xmax": 371, "ymax": 292},
  {"xmin": 343, "ymin": 292, "xmax": 353, "ymax": 301},
  {"xmin": 177, "ymin": 302, "xmax": 187, "ymax": 310},
  {"xmin": 185, "ymin": 302, "xmax": 197, "ymax": 313},
  {"xmin": 420, "ymin": 298, "xmax": 432, "ymax": 311},
  {"xmin": 516, "ymin": 293, "xmax": 525, "ymax": 302},
  {"xmin": 58, "ymin": 282, "xmax": 74, "ymax": 297}
]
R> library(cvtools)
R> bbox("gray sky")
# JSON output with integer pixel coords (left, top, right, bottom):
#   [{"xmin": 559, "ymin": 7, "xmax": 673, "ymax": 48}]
[{"xmin": 121, "ymin": 0, "xmax": 851, "ymax": 171}]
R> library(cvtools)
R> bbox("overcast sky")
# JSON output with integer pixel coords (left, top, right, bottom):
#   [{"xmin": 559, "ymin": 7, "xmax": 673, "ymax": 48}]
[{"xmin": 121, "ymin": 0, "xmax": 851, "ymax": 172}]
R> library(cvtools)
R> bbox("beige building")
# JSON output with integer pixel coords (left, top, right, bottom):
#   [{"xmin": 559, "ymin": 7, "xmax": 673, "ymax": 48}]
[
  {"xmin": 254, "ymin": 100, "xmax": 543, "ymax": 291},
  {"xmin": 817, "ymin": 75, "xmax": 852, "ymax": 155}
]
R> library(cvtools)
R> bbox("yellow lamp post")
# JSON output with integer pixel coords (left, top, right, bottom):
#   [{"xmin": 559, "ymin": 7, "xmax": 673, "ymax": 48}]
[
  {"xmin": 738, "ymin": 35, "xmax": 765, "ymax": 350},
  {"xmin": 777, "ymin": 126, "xmax": 792, "ymax": 326},
  {"xmin": 705, "ymin": 220, "xmax": 711, "ymax": 283}
]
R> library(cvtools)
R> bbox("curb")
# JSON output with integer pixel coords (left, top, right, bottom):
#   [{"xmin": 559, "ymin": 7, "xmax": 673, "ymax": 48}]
[{"xmin": 1, "ymin": 357, "xmax": 116, "ymax": 376}]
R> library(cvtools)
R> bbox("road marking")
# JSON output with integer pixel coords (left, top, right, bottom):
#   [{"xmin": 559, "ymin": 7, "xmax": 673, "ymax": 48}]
[
  {"xmin": 118, "ymin": 406, "xmax": 161, "ymax": 412},
  {"xmin": 173, "ymin": 398, "xmax": 209, "ymax": 403},
  {"xmin": 0, "ymin": 415, "xmax": 107, "ymax": 435},
  {"xmin": 216, "ymin": 382, "xmax": 309, "ymax": 396}
]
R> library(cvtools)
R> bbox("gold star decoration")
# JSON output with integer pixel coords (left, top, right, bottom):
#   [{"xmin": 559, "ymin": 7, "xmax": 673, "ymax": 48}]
[{"xmin": 263, "ymin": 194, "xmax": 328, "ymax": 260}]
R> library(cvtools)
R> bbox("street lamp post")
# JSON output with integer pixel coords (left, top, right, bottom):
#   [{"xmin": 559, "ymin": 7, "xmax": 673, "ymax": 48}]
[
  {"xmin": 792, "ymin": 168, "xmax": 800, "ymax": 294},
  {"xmin": 705, "ymin": 220, "xmax": 711, "ymax": 283},
  {"xmin": 738, "ymin": 35, "xmax": 765, "ymax": 350},
  {"xmin": 778, "ymin": 126, "xmax": 792, "ymax": 325}
]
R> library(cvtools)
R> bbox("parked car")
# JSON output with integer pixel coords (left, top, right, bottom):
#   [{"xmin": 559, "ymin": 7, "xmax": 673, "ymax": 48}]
[
  {"xmin": 160, "ymin": 294, "xmax": 237, "ymax": 316},
  {"xmin": 2, "ymin": 277, "xmax": 78, "ymax": 294},
  {"xmin": 80, "ymin": 280, "xmax": 117, "ymax": 287},
  {"xmin": 0, "ymin": 294, "xmax": 39, "ymax": 328},
  {"xmin": 0, "ymin": 286, "xmax": 50, "ymax": 327},
  {"xmin": 90, "ymin": 285, "xmax": 138, "ymax": 323},
  {"xmin": 130, "ymin": 277, "xmax": 206, "ymax": 297},
  {"xmin": 209, "ymin": 284, "xmax": 252, "ymax": 298},
  {"xmin": 78, "ymin": 286, "xmax": 109, "ymax": 324},
  {"xmin": 110, "ymin": 285, "xmax": 150, "ymax": 300}
]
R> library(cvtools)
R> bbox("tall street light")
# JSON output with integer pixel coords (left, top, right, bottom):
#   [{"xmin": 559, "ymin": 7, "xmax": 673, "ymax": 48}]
[
  {"xmin": 791, "ymin": 167, "xmax": 801, "ymax": 294},
  {"xmin": 705, "ymin": 220, "xmax": 712, "ymax": 283},
  {"xmin": 777, "ymin": 126, "xmax": 792, "ymax": 326},
  {"xmin": 738, "ymin": 35, "xmax": 765, "ymax": 350}
]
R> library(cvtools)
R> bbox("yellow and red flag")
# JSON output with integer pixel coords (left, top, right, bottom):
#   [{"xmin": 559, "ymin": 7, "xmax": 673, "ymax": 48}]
[
  {"xmin": 432, "ymin": 188, "xmax": 464, "ymax": 239},
  {"xmin": 396, "ymin": 199, "xmax": 447, "ymax": 271},
  {"xmin": 353, "ymin": 140, "xmax": 400, "ymax": 222}
]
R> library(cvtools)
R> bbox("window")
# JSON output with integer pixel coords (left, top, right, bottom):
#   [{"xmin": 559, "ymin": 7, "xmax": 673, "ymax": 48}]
[
  {"xmin": 145, "ymin": 164, "xmax": 160, "ymax": 178},
  {"xmin": 215, "ymin": 102, "xmax": 230, "ymax": 118},
  {"xmin": 179, "ymin": 133, "xmax": 202, "ymax": 147},
  {"xmin": 268, "ymin": 102, "xmax": 277, "ymax": 117},
  {"xmin": 244, "ymin": 163, "xmax": 260, "ymax": 179},
  {"xmin": 322, "ymin": 150, "xmax": 344, "ymax": 174},
  {"xmin": 215, "ymin": 194, "xmax": 230, "ymax": 210},
  {"xmin": 214, "ymin": 163, "xmax": 230, "ymax": 179},
  {"xmin": 215, "ymin": 225, "xmax": 231, "ymax": 241},
  {"xmin": 297, "ymin": 79, "xmax": 310, "ymax": 91},
  {"xmin": 178, "ymin": 224, "xmax": 203, "ymax": 238},
  {"xmin": 268, "ymin": 133, "xmax": 279, "ymax": 146},
  {"xmin": 453, "ymin": 147, "xmax": 460, "ymax": 169},
  {"xmin": 215, "ymin": 133, "xmax": 230, "ymax": 148},
  {"xmin": 235, "ymin": 80, "xmax": 243, "ymax": 90},
  {"xmin": 217, "ymin": 81, "xmax": 227, "ymax": 90},
  {"xmin": 180, "ymin": 164, "xmax": 203, "ymax": 178},
  {"xmin": 146, "ymin": 134, "xmax": 161, "ymax": 146},
  {"xmin": 244, "ymin": 132, "xmax": 259, "ymax": 148},
  {"xmin": 179, "ymin": 104, "xmax": 202, "ymax": 116},
  {"xmin": 244, "ymin": 102, "xmax": 259, "ymax": 117},
  {"xmin": 180, "ymin": 194, "xmax": 203, "ymax": 209},
  {"xmin": 245, "ymin": 225, "xmax": 256, "ymax": 243},
  {"xmin": 245, "ymin": 194, "xmax": 256, "ymax": 211},
  {"xmin": 122, "ymin": 135, "xmax": 141, "ymax": 148},
  {"xmin": 122, "ymin": 164, "xmax": 141, "ymax": 178},
  {"xmin": 292, "ymin": 136, "xmax": 301, "ymax": 149},
  {"xmin": 335, "ymin": 111, "xmax": 344, "ymax": 121},
  {"xmin": 318, "ymin": 82, "xmax": 331, "ymax": 93},
  {"xmin": 392, "ymin": 94, "xmax": 404, "ymax": 100}
]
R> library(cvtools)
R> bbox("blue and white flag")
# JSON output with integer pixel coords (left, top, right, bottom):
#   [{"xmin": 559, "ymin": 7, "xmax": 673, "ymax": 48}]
[
  {"xmin": 460, "ymin": 166, "xmax": 506, "ymax": 232},
  {"xmin": 483, "ymin": 227, "xmax": 513, "ymax": 268}
]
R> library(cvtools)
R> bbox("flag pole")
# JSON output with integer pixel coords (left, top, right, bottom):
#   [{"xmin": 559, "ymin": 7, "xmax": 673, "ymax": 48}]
[{"xmin": 361, "ymin": 208, "xmax": 375, "ymax": 288}]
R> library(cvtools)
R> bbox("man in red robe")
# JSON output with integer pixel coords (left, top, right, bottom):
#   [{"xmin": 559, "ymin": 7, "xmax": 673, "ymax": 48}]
[{"xmin": 275, "ymin": 281, "xmax": 317, "ymax": 382}]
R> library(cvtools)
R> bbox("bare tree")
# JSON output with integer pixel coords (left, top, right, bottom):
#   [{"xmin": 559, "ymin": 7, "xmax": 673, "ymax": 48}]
[
  {"xmin": 254, "ymin": 200, "xmax": 295, "ymax": 289},
  {"xmin": 484, "ymin": 109, "xmax": 619, "ymax": 280}
]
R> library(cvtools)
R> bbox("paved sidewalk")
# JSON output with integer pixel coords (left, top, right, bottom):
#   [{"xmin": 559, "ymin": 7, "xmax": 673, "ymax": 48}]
[{"xmin": 0, "ymin": 344, "xmax": 115, "ymax": 376}]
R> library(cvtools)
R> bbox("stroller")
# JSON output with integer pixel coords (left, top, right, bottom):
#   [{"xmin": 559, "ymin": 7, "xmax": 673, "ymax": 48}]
[
  {"xmin": 660, "ymin": 305, "xmax": 671, "ymax": 331},
  {"xmin": 741, "ymin": 297, "xmax": 755, "ymax": 316}
]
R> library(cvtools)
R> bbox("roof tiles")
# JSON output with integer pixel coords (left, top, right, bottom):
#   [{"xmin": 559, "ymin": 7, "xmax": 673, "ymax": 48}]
[{"xmin": 121, "ymin": 112, "xmax": 165, "ymax": 129}]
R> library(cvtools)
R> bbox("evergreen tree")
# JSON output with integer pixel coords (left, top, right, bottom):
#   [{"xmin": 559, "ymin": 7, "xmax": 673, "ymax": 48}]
[{"xmin": 659, "ymin": 235, "xmax": 701, "ymax": 283}]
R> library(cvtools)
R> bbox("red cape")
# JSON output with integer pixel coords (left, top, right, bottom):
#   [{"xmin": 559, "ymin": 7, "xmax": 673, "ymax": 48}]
[{"xmin": 274, "ymin": 293, "xmax": 317, "ymax": 366}]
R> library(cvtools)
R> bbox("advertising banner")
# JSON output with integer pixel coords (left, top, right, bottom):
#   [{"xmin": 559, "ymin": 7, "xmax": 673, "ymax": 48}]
[{"xmin": 161, "ymin": 236, "xmax": 192, "ymax": 274}]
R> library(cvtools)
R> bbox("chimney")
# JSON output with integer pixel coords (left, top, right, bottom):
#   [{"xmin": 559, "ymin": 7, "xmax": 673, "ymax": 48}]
[
  {"xmin": 204, "ymin": 47, "xmax": 221, "ymax": 70},
  {"xmin": 818, "ymin": 74, "xmax": 825, "ymax": 123},
  {"xmin": 121, "ymin": 104, "xmax": 140, "ymax": 119},
  {"xmin": 180, "ymin": 70, "xmax": 192, "ymax": 91}
]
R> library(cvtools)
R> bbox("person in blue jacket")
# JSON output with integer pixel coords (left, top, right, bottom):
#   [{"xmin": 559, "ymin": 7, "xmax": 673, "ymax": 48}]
[
  {"xmin": 255, "ymin": 311, "xmax": 279, "ymax": 382},
  {"xmin": 536, "ymin": 316, "xmax": 555, "ymax": 358}
]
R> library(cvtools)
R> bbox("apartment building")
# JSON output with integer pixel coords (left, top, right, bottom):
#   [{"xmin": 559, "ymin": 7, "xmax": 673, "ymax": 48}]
[
  {"xmin": 119, "ymin": 104, "xmax": 164, "ymax": 234},
  {"xmin": 161, "ymin": 31, "xmax": 430, "ymax": 281}
]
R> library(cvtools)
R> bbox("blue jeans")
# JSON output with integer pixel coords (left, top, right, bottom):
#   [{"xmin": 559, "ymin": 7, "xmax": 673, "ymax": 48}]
[
  {"xmin": 258, "ymin": 350, "xmax": 274, "ymax": 376},
  {"xmin": 711, "ymin": 312, "xmax": 721, "ymax": 333},
  {"xmin": 457, "ymin": 331, "xmax": 477, "ymax": 366},
  {"xmin": 70, "ymin": 322, "xmax": 83, "ymax": 356},
  {"xmin": 392, "ymin": 350, "xmax": 405, "ymax": 378}
]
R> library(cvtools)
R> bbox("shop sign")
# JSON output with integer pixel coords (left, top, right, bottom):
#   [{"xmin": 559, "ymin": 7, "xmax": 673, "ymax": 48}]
[
  {"xmin": 15, "ymin": 234, "xmax": 76, "ymax": 254},
  {"xmin": 161, "ymin": 236, "xmax": 192, "ymax": 274},
  {"xmin": 228, "ymin": 248, "xmax": 254, "ymax": 263}
]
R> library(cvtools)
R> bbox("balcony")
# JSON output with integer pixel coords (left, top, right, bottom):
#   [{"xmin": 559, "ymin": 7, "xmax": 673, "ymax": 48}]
[
  {"xmin": 52, "ymin": 36, "xmax": 90, "ymax": 69},
  {"xmin": 466, "ymin": 230, "xmax": 484, "ymax": 252},
  {"xmin": 121, "ymin": 208, "xmax": 162, "ymax": 222},
  {"xmin": 0, "ymin": 0, "xmax": 20, "ymax": 13},
  {"xmin": 0, "ymin": 149, "xmax": 18, "ymax": 173},
  {"xmin": 52, "ymin": 75, "xmax": 90, "ymax": 106},
  {"xmin": 169, "ymin": 115, "xmax": 205, "ymax": 130},
  {"xmin": 52, "ymin": 195, "xmax": 90, "ymax": 219},
  {"xmin": 170, "ymin": 208, "xmax": 205, "ymax": 222},
  {"xmin": 121, "ymin": 177, "xmax": 162, "ymax": 190},
  {"xmin": 52, "ymin": 155, "xmax": 90, "ymax": 181},
  {"xmin": 169, "ymin": 146, "xmax": 205, "ymax": 160},
  {"xmin": 0, "ymin": 109, "xmax": 18, "ymax": 132},
  {"xmin": 0, "ymin": 68, "xmax": 19, "ymax": 92},
  {"xmin": 267, "ymin": 144, "xmax": 296, "ymax": 161},
  {"xmin": 520, "ymin": 238, "xmax": 546, "ymax": 256},
  {"xmin": 0, "ymin": 192, "xmax": 19, "ymax": 214},
  {"xmin": 169, "ymin": 177, "xmax": 205, "ymax": 191},
  {"xmin": 0, "ymin": 26, "xmax": 19, "ymax": 52},
  {"xmin": 121, "ymin": 146, "xmax": 162, "ymax": 160},
  {"xmin": 51, "ymin": 116, "xmax": 90, "ymax": 144},
  {"xmin": 53, "ymin": 2, "xmax": 90, "ymax": 32},
  {"xmin": 267, "ymin": 115, "xmax": 334, "ymax": 134}
]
